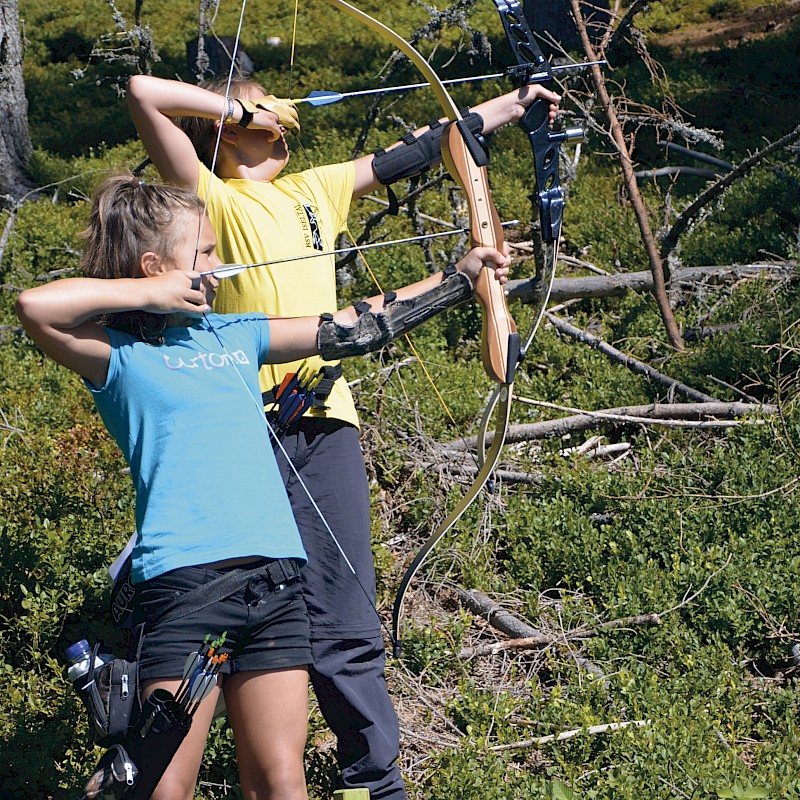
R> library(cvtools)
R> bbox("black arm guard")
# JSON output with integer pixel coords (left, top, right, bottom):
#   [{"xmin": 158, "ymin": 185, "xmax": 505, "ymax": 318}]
[
  {"xmin": 317, "ymin": 267, "xmax": 473, "ymax": 360},
  {"xmin": 372, "ymin": 111, "xmax": 485, "ymax": 186}
]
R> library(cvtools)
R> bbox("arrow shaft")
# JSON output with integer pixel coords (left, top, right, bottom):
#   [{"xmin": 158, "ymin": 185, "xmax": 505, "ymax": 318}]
[
  {"xmin": 293, "ymin": 61, "xmax": 606, "ymax": 106},
  {"xmin": 294, "ymin": 72, "xmax": 505, "ymax": 105},
  {"xmin": 201, "ymin": 220, "xmax": 519, "ymax": 279}
]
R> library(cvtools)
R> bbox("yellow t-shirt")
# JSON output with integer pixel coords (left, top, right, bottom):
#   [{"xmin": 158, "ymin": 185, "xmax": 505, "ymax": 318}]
[{"xmin": 198, "ymin": 161, "xmax": 359, "ymax": 428}]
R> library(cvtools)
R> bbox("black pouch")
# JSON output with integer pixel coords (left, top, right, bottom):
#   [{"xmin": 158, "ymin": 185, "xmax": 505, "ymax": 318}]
[
  {"xmin": 80, "ymin": 633, "xmax": 143, "ymax": 746},
  {"xmin": 80, "ymin": 743, "xmax": 138, "ymax": 799}
]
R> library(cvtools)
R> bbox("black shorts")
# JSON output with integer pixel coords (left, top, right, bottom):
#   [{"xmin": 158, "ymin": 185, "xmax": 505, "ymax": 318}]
[{"xmin": 136, "ymin": 560, "xmax": 311, "ymax": 683}]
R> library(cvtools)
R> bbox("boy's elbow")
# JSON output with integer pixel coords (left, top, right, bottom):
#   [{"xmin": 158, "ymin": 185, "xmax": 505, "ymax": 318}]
[
  {"xmin": 126, "ymin": 74, "xmax": 150, "ymax": 108},
  {"xmin": 15, "ymin": 289, "xmax": 40, "ymax": 327}
]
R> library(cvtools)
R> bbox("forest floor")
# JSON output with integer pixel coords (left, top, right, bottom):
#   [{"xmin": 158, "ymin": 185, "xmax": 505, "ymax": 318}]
[{"xmin": 656, "ymin": 0, "xmax": 800, "ymax": 50}]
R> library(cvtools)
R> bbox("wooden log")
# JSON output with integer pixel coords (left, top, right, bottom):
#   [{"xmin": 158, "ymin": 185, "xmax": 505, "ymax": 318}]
[
  {"xmin": 506, "ymin": 263, "xmax": 798, "ymax": 304},
  {"xmin": 441, "ymin": 401, "xmax": 776, "ymax": 452}
]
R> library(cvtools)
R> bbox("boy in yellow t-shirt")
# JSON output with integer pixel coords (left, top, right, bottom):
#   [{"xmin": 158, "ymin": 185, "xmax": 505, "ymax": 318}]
[
  {"xmin": 195, "ymin": 159, "xmax": 360, "ymax": 427},
  {"xmin": 127, "ymin": 72, "xmax": 559, "ymax": 800}
]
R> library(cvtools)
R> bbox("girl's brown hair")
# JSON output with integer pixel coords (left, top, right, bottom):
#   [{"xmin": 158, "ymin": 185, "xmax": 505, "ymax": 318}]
[
  {"xmin": 177, "ymin": 76, "xmax": 267, "ymax": 170},
  {"xmin": 81, "ymin": 174, "xmax": 205, "ymax": 342}
]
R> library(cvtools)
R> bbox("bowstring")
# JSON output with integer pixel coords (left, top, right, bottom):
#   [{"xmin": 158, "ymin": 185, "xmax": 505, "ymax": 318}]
[
  {"xmin": 285, "ymin": 10, "xmax": 482, "ymax": 473},
  {"xmin": 288, "ymin": 0, "xmax": 300, "ymax": 97},
  {"xmin": 193, "ymin": 0, "xmax": 391, "ymax": 640}
]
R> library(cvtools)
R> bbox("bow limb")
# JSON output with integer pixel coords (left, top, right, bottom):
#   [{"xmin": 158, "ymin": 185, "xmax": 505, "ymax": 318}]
[
  {"xmin": 390, "ymin": 383, "xmax": 512, "ymax": 657},
  {"xmin": 323, "ymin": 0, "xmax": 519, "ymax": 385},
  {"xmin": 322, "ymin": 0, "xmax": 461, "ymax": 121}
]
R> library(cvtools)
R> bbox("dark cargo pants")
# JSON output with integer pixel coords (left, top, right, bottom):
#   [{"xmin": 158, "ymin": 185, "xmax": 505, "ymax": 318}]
[{"xmin": 275, "ymin": 418, "xmax": 406, "ymax": 800}]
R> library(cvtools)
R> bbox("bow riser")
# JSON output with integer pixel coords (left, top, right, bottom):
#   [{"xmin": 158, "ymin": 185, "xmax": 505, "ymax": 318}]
[
  {"xmin": 493, "ymin": 0, "xmax": 549, "ymax": 72},
  {"xmin": 441, "ymin": 123, "xmax": 519, "ymax": 384},
  {"xmin": 491, "ymin": 0, "xmax": 586, "ymax": 248},
  {"xmin": 521, "ymin": 103, "xmax": 585, "ymax": 242}
]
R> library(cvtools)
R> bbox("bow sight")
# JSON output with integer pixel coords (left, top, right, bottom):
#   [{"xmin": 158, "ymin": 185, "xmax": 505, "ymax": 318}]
[{"xmin": 492, "ymin": 0, "xmax": 604, "ymax": 248}]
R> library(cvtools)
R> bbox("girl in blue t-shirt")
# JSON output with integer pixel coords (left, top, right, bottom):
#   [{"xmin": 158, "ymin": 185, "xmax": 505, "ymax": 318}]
[{"xmin": 16, "ymin": 174, "xmax": 509, "ymax": 800}]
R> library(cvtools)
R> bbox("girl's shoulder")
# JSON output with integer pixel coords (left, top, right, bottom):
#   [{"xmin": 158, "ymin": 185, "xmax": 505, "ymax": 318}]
[{"xmin": 203, "ymin": 312, "xmax": 270, "ymax": 342}]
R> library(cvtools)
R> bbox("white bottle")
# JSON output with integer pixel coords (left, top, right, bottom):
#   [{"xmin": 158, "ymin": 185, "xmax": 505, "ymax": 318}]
[{"xmin": 64, "ymin": 639, "xmax": 111, "ymax": 683}]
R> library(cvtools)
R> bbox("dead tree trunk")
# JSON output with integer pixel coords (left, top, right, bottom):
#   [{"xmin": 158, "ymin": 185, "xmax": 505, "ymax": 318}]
[
  {"xmin": 568, "ymin": 0, "xmax": 684, "ymax": 351},
  {"xmin": 0, "ymin": 0, "xmax": 34, "ymax": 203}
]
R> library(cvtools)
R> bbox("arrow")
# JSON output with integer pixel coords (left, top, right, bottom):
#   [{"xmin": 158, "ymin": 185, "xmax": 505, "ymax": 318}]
[
  {"xmin": 293, "ymin": 72, "xmax": 506, "ymax": 106},
  {"xmin": 291, "ymin": 62, "xmax": 606, "ymax": 107},
  {"xmin": 275, "ymin": 371, "xmax": 325, "ymax": 431},
  {"xmin": 173, "ymin": 633, "xmax": 226, "ymax": 708},
  {"xmin": 201, "ymin": 219, "xmax": 519, "ymax": 280}
]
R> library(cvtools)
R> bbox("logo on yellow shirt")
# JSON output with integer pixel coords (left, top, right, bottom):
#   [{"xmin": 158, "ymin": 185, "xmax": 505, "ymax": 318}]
[{"xmin": 295, "ymin": 204, "xmax": 323, "ymax": 251}]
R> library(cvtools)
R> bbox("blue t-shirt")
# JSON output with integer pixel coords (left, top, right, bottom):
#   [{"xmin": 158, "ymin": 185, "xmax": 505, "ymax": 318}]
[{"xmin": 88, "ymin": 313, "xmax": 306, "ymax": 583}]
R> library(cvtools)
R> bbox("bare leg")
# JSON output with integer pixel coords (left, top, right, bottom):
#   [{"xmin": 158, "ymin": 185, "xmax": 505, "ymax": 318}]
[
  {"xmin": 224, "ymin": 667, "xmax": 309, "ymax": 800},
  {"xmin": 142, "ymin": 677, "xmax": 220, "ymax": 800}
]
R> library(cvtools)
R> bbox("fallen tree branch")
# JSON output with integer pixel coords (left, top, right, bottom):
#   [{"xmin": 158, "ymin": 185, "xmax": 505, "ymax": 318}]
[
  {"xmin": 561, "ymin": 440, "xmax": 630, "ymax": 460},
  {"xmin": 512, "ymin": 398, "xmax": 772, "ymax": 430},
  {"xmin": 506, "ymin": 262, "xmax": 796, "ymax": 303},
  {"xmin": 545, "ymin": 313, "xmax": 716, "ymax": 401},
  {"xmin": 441, "ymin": 401, "xmax": 775, "ymax": 452},
  {"xmin": 457, "ymin": 588, "xmax": 545, "ymax": 640},
  {"xmin": 663, "ymin": 141, "xmax": 733, "ymax": 172},
  {"xmin": 635, "ymin": 166, "xmax": 721, "ymax": 180},
  {"xmin": 459, "ymin": 635, "xmax": 556, "ymax": 657},
  {"xmin": 406, "ymin": 463, "xmax": 544, "ymax": 485},
  {"xmin": 457, "ymin": 613, "xmax": 662, "ymax": 658},
  {"xmin": 489, "ymin": 720, "xmax": 650, "ymax": 751},
  {"xmin": 454, "ymin": 588, "xmax": 605, "ymax": 680}
]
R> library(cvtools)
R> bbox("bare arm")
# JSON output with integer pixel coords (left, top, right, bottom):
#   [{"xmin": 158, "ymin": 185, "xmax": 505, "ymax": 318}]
[
  {"xmin": 126, "ymin": 75, "xmax": 283, "ymax": 190},
  {"xmin": 351, "ymin": 84, "xmax": 561, "ymax": 197},
  {"xmin": 472, "ymin": 83, "xmax": 560, "ymax": 135},
  {"xmin": 16, "ymin": 272, "xmax": 211, "ymax": 387},
  {"xmin": 350, "ymin": 243, "xmax": 509, "ymax": 308}
]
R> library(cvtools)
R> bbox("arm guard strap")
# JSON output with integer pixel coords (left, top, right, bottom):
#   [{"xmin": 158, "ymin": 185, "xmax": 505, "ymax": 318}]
[
  {"xmin": 317, "ymin": 267, "xmax": 473, "ymax": 360},
  {"xmin": 372, "ymin": 111, "xmax": 484, "ymax": 186}
]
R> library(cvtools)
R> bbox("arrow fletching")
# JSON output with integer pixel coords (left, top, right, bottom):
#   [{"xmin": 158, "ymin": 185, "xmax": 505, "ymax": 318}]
[
  {"xmin": 203, "ymin": 263, "xmax": 248, "ymax": 280},
  {"xmin": 302, "ymin": 90, "xmax": 346, "ymax": 106}
]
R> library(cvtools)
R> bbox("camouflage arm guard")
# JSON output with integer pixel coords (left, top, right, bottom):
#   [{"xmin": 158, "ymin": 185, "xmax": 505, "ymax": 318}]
[{"xmin": 317, "ymin": 266, "xmax": 473, "ymax": 360}]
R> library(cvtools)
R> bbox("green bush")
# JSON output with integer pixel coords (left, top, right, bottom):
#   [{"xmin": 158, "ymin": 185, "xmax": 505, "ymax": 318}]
[{"xmin": 4, "ymin": 3, "xmax": 800, "ymax": 799}]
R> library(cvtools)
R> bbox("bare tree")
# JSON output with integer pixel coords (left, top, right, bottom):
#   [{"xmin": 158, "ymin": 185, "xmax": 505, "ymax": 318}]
[
  {"xmin": 91, "ymin": 0, "xmax": 159, "ymax": 80},
  {"xmin": 568, "ymin": 0, "xmax": 685, "ymax": 350},
  {"xmin": 0, "ymin": 0, "xmax": 34, "ymax": 203}
]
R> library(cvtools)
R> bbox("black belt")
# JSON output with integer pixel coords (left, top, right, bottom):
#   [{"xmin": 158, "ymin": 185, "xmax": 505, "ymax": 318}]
[
  {"xmin": 150, "ymin": 558, "xmax": 302, "ymax": 626},
  {"xmin": 261, "ymin": 557, "xmax": 302, "ymax": 590}
]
